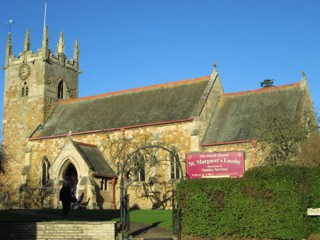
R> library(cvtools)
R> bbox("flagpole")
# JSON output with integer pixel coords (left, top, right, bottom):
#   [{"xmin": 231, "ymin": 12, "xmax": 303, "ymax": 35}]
[{"xmin": 43, "ymin": 1, "xmax": 47, "ymax": 28}]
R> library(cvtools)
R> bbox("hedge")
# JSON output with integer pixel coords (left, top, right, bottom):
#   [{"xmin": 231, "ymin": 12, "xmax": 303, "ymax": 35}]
[{"xmin": 177, "ymin": 165, "xmax": 320, "ymax": 239}]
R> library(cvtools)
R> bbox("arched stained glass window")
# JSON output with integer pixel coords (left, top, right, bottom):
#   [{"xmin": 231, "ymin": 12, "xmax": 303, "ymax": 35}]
[{"xmin": 41, "ymin": 158, "xmax": 51, "ymax": 186}]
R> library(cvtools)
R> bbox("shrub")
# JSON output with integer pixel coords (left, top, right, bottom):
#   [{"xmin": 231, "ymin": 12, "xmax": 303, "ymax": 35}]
[{"xmin": 177, "ymin": 165, "xmax": 320, "ymax": 239}]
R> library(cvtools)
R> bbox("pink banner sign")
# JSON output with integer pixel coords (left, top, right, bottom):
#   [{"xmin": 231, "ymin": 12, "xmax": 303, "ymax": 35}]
[{"xmin": 186, "ymin": 152, "xmax": 245, "ymax": 179}]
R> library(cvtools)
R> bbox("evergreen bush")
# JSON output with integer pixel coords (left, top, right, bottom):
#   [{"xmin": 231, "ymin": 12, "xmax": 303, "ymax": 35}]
[{"xmin": 177, "ymin": 165, "xmax": 320, "ymax": 239}]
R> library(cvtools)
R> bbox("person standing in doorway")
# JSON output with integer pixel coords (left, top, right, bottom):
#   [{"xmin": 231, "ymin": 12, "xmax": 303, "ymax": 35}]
[{"xmin": 59, "ymin": 180, "xmax": 71, "ymax": 217}]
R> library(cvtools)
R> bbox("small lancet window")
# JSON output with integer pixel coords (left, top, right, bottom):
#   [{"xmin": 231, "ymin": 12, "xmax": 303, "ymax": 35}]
[
  {"xmin": 133, "ymin": 153, "xmax": 146, "ymax": 182},
  {"xmin": 170, "ymin": 149, "xmax": 180, "ymax": 180},
  {"xmin": 57, "ymin": 80, "xmax": 64, "ymax": 100},
  {"xmin": 41, "ymin": 158, "xmax": 51, "ymax": 187},
  {"xmin": 100, "ymin": 179, "xmax": 108, "ymax": 191}
]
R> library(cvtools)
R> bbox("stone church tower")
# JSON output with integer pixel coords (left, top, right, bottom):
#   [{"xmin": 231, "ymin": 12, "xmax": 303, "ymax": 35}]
[{"xmin": 2, "ymin": 27, "xmax": 79, "ymax": 196}]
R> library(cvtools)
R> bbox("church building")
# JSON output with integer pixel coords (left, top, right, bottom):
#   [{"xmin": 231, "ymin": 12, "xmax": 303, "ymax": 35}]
[{"xmin": 1, "ymin": 28, "xmax": 315, "ymax": 209}]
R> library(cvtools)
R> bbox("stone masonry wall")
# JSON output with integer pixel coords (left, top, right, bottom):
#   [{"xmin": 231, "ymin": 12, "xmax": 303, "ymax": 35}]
[
  {"xmin": 26, "ymin": 121, "xmax": 195, "ymax": 209},
  {"xmin": 24, "ymin": 121, "xmax": 263, "ymax": 209},
  {"xmin": 0, "ymin": 221, "xmax": 116, "ymax": 240}
]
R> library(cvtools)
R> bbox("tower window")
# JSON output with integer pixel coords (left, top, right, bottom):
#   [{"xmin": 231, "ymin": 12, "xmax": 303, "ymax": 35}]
[
  {"xmin": 21, "ymin": 82, "xmax": 29, "ymax": 97},
  {"xmin": 57, "ymin": 80, "xmax": 64, "ymax": 99}
]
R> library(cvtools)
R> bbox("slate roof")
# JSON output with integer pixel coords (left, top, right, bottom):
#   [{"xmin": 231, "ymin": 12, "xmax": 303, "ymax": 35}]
[
  {"xmin": 33, "ymin": 76, "xmax": 212, "ymax": 138},
  {"xmin": 202, "ymin": 82, "xmax": 307, "ymax": 145},
  {"xmin": 72, "ymin": 141, "xmax": 117, "ymax": 178}
]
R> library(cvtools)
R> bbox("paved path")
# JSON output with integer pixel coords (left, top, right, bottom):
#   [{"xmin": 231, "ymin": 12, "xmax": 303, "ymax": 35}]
[{"xmin": 128, "ymin": 222, "xmax": 176, "ymax": 239}]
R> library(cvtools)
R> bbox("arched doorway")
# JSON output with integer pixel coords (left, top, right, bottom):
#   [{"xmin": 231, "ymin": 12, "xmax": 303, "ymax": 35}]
[{"xmin": 62, "ymin": 163, "xmax": 78, "ymax": 196}]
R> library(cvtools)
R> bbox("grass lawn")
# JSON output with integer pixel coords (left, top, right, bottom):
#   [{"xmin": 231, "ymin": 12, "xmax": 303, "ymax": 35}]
[{"xmin": 0, "ymin": 209, "xmax": 173, "ymax": 230}]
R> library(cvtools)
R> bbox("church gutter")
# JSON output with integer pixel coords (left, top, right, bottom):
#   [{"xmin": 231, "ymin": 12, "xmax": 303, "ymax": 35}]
[
  {"xmin": 201, "ymin": 139, "xmax": 254, "ymax": 146},
  {"xmin": 28, "ymin": 118, "xmax": 194, "ymax": 141}
]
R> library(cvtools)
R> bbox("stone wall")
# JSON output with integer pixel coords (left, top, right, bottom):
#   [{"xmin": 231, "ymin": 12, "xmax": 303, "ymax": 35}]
[
  {"xmin": 0, "ymin": 221, "xmax": 116, "ymax": 240},
  {"xmin": 22, "ymin": 121, "xmax": 263, "ymax": 209},
  {"xmin": 25, "ymin": 121, "xmax": 195, "ymax": 209}
]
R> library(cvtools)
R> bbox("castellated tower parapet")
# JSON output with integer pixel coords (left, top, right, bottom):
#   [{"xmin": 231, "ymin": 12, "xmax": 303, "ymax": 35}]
[
  {"xmin": 2, "ymin": 27, "xmax": 80, "ymax": 191},
  {"xmin": 5, "ymin": 26, "xmax": 79, "ymax": 75},
  {"xmin": 3, "ymin": 26, "xmax": 80, "ymax": 123}
]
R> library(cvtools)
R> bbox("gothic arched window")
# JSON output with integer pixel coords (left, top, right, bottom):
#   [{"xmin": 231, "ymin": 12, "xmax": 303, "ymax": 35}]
[
  {"xmin": 133, "ymin": 153, "xmax": 145, "ymax": 182},
  {"xmin": 41, "ymin": 158, "xmax": 51, "ymax": 186},
  {"xmin": 57, "ymin": 80, "xmax": 64, "ymax": 99},
  {"xmin": 170, "ymin": 149, "xmax": 180, "ymax": 180}
]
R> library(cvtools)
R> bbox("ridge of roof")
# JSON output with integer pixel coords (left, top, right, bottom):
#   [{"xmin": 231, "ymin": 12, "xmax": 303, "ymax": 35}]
[
  {"xmin": 60, "ymin": 75, "xmax": 210, "ymax": 105},
  {"xmin": 222, "ymin": 82, "xmax": 301, "ymax": 98}
]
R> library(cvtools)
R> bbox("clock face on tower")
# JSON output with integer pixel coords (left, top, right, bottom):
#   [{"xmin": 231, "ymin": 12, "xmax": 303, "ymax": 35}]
[{"xmin": 18, "ymin": 64, "xmax": 31, "ymax": 80}]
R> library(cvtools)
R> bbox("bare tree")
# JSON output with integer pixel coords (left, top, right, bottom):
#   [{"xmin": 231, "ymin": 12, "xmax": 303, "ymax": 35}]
[
  {"xmin": 0, "ymin": 145, "xmax": 20, "ymax": 209},
  {"xmin": 252, "ymin": 110, "xmax": 313, "ymax": 165},
  {"xmin": 104, "ymin": 131, "xmax": 182, "ymax": 209},
  {"xmin": 296, "ymin": 133, "xmax": 320, "ymax": 167},
  {"xmin": 0, "ymin": 146, "xmax": 4, "ymax": 174},
  {"xmin": 137, "ymin": 177, "xmax": 174, "ymax": 209},
  {"xmin": 22, "ymin": 180, "xmax": 53, "ymax": 208}
]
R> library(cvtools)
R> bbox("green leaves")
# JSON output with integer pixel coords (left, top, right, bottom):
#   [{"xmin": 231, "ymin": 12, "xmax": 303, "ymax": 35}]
[{"xmin": 177, "ymin": 165, "xmax": 320, "ymax": 239}]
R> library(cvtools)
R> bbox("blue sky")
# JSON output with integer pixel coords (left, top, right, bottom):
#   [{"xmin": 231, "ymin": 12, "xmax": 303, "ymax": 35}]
[{"xmin": 0, "ymin": 0, "xmax": 319, "ymax": 123}]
